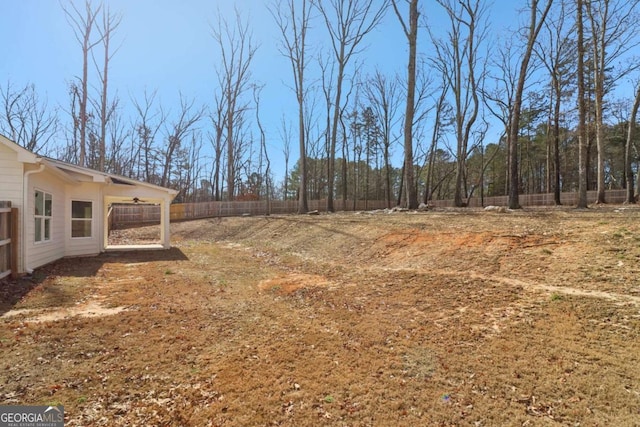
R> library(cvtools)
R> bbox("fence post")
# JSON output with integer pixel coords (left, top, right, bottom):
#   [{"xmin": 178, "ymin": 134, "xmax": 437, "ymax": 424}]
[{"xmin": 11, "ymin": 207, "xmax": 18, "ymax": 279}]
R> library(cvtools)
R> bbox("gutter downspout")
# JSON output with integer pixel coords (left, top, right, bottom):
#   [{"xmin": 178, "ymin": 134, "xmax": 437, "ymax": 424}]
[{"xmin": 23, "ymin": 161, "xmax": 45, "ymax": 274}]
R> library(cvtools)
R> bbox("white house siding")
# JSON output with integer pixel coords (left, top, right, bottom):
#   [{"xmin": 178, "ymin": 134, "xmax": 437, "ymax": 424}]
[
  {"xmin": 26, "ymin": 169, "xmax": 66, "ymax": 270},
  {"xmin": 0, "ymin": 143, "xmax": 25, "ymax": 272},
  {"xmin": 65, "ymin": 182, "xmax": 102, "ymax": 257}
]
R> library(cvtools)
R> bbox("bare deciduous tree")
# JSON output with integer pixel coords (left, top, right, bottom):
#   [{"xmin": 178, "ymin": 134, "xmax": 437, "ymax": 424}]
[
  {"xmin": 211, "ymin": 7, "xmax": 257, "ymax": 201},
  {"xmin": 423, "ymin": 73, "xmax": 452, "ymax": 204},
  {"xmin": 208, "ymin": 91, "xmax": 226, "ymax": 201},
  {"xmin": 482, "ymin": 41, "xmax": 518, "ymax": 196},
  {"xmin": 318, "ymin": 52, "xmax": 335, "ymax": 198},
  {"xmin": 62, "ymin": 0, "xmax": 103, "ymax": 167},
  {"xmin": 270, "ymin": 0, "xmax": 311, "ymax": 213},
  {"xmin": 0, "ymin": 81, "xmax": 58, "ymax": 153},
  {"xmin": 364, "ymin": 70, "xmax": 401, "ymax": 208},
  {"xmin": 313, "ymin": 0, "xmax": 388, "ymax": 212},
  {"xmin": 391, "ymin": 0, "xmax": 419, "ymax": 208},
  {"xmin": 160, "ymin": 96, "xmax": 204, "ymax": 189},
  {"xmin": 279, "ymin": 116, "xmax": 293, "ymax": 200},
  {"xmin": 625, "ymin": 81, "xmax": 640, "ymax": 203},
  {"xmin": 585, "ymin": 0, "xmax": 640, "ymax": 203},
  {"xmin": 253, "ymin": 84, "xmax": 271, "ymax": 212},
  {"xmin": 131, "ymin": 89, "xmax": 164, "ymax": 184},
  {"xmin": 105, "ymin": 109, "xmax": 130, "ymax": 175},
  {"xmin": 576, "ymin": 0, "xmax": 589, "ymax": 208},
  {"xmin": 93, "ymin": 4, "xmax": 121, "ymax": 172},
  {"xmin": 433, "ymin": 0, "xmax": 487, "ymax": 207},
  {"xmin": 535, "ymin": 0, "xmax": 574, "ymax": 205},
  {"xmin": 507, "ymin": 0, "xmax": 553, "ymax": 209}
]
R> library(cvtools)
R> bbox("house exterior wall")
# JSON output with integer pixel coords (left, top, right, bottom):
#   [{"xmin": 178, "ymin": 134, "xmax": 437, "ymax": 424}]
[
  {"xmin": 26, "ymin": 168, "xmax": 67, "ymax": 270},
  {"xmin": 2, "ymin": 136, "xmax": 177, "ymax": 273},
  {"xmin": 64, "ymin": 182, "xmax": 103, "ymax": 257},
  {"xmin": 0, "ymin": 143, "xmax": 25, "ymax": 272}
]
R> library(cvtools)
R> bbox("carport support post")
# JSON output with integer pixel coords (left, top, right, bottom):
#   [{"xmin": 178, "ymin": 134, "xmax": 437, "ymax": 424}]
[
  {"xmin": 161, "ymin": 198, "xmax": 170, "ymax": 249},
  {"xmin": 103, "ymin": 198, "xmax": 110, "ymax": 250}
]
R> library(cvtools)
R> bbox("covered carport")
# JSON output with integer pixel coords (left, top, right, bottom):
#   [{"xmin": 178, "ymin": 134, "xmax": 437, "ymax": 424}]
[{"xmin": 103, "ymin": 178, "xmax": 177, "ymax": 251}]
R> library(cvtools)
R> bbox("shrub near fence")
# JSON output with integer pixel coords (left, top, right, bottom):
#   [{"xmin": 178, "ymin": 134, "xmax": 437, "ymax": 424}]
[{"xmin": 110, "ymin": 190, "xmax": 631, "ymax": 225}]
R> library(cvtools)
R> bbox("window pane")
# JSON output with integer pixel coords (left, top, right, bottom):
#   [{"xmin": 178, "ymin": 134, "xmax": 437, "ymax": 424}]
[
  {"xmin": 35, "ymin": 218, "xmax": 42, "ymax": 242},
  {"xmin": 44, "ymin": 193, "xmax": 52, "ymax": 216},
  {"xmin": 72, "ymin": 220, "xmax": 92, "ymax": 238},
  {"xmin": 35, "ymin": 191, "xmax": 43, "ymax": 216},
  {"xmin": 44, "ymin": 218, "xmax": 51, "ymax": 240},
  {"xmin": 72, "ymin": 201, "xmax": 92, "ymax": 219}
]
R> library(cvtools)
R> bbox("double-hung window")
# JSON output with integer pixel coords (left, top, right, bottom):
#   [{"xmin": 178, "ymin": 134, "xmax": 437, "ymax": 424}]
[
  {"xmin": 34, "ymin": 190, "xmax": 52, "ymax": 242},
  {"xmin": 71, "ymin": 201, "xmax": 93, "ymax": 238}
]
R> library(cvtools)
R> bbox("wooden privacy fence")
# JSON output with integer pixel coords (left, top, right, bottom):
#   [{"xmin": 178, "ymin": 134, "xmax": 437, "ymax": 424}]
[
  {"xmin": 430, "ymin": 189, "xmax": 629, "ymax": 208},
  {"xmin": 110, "ymin": 190, "xmax": 631, "ymax": 224},
  {"xmin": 109, "ymin": 203, "xmax": 164, "ymax": 227},
  {"xmin": 169, "ymin": 199, "xmax": 391, "ymax": 221},
  {"xmin": 0, "ymin": 201, "xmax": 18, "ymax": 280},
  {"xmin": 110, "ymin": 199, "xmax": 392, "ymax": 224}
]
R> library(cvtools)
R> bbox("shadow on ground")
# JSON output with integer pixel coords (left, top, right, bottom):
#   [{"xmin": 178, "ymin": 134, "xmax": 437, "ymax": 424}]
[
  {"xmin": 0, "ymin": 247, "xmax": 189, "ymax": 316},
  {"xmin": 0, "ymin": 276, "xmax": 44, "ymax": 316}
]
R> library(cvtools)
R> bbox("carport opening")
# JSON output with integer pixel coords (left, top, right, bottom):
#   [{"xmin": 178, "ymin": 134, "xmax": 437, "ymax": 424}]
[{"xmin": 107, "ymin": 203, "xmax": 162, "ymax": 248}]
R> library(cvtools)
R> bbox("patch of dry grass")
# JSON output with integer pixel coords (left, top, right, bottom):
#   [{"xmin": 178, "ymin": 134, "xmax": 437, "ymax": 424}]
[{"xmin": 2, "ymin": 207, "xmax": 640, "ymax": 425}]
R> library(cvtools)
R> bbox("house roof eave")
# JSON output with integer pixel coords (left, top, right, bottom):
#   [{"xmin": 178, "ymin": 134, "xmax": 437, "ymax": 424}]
[
  {"xmin": 105, "ymin": 175, "xmax": 179, "ymax": 199},
  {"xmin": 39, "ymin": 158, "xmax": 81, "ymax": 185},
  {"xmin": 0, "ymin": 135, "xmax": 177, "ymax": 199},
  {"xmin": 0, "ymin": 133, "xmax": 39, "ymax": 163},
  {"xmin": 44, "ymin": 157, "xmax": 178, "ymax": 200}
]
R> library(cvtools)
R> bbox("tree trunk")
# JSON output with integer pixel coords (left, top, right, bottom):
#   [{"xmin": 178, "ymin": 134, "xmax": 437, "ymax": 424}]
[
  {"xmin": 593, "ymin": 50, "xmax": 606, "ymax": 203},
  {"xmin": 342, "ymin": 133, "xmax": 348, "ymax": 206},
  {"xmin": 384, "ymin": 144, "xmax": 392, "ymax": 208},
  {"xmin": 297, "ymin": 19, "xmax": 308, "ymax": 214},
  {"xmin": 576, "ymin": 0, "xmax": 589, "ymax": 208},
  {"xmin": 397, "ymin": 161, "xmax": 405, "ymax": 207},
  {"xmin": 212, "ymin": 10, "xmax": 256, "ymax": 201},
  {"xmin": 315, "ymin": 0, "xmax": 386, "ymax": 211},
  {"xmin": 297, "ymin": 104, "xmax": 309, "ymax": 213},
  {"xmin": 226, "ymin": 91, "xmax": 235, "ymax": 200},
  {"xmin": 595, "ymin": 101, "xmax": 606, "ymax": 203},
  {"xmin": 61, "ymin": 1, "xmax": 102, "ymax": 167},
  {"xmin": 99, "ymin": 29, "xmax": 108, "ymax": 172},
  {"xmin": 327, "ymin": 65, "xmax": 344, "ymax": 212},
  {"xmin": 97, "ymin": 7, "xmax": 120, "ymax": 172},
  {"xmin": 553, "ymin": 77, "xmax": 562, "ymax": 205},
  {"xmin": 271, "ymin": 0, "xmax": 310, "ymax": 212},
  {"xmin": 80, "ymin": 24, "xmax": 90, "ymax": 167},
  {"xmin": 625, "ymin": 83, "xmax": 640, "ymax": 203},
  {"xmin": 509, "ymin": 0, "xmax": 553, "ymax": 210},
  {"xmin": 398, "ymin": 0, "xmax": 419, "ymax": 209}
]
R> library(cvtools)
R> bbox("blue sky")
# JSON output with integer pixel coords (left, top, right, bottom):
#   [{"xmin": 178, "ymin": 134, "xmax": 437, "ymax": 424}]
[{"xmin": 0, "ymin": 1, "xmax": 524, "ymax": 182}]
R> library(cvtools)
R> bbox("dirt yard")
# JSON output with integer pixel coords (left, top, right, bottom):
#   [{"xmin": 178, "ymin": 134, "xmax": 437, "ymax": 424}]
[{"xmin": 1, "ymin": 206, "xmax": 640, "ymax": 426}]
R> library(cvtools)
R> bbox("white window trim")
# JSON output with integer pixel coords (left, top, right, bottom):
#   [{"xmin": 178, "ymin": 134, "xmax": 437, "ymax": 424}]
[
  {"xmin": 71, "ymin": 199, "xmax": 93, "ymax": 239},
  {"xmin": 34, "ymin": 189, "xmax": 52, "ymax": 244}
]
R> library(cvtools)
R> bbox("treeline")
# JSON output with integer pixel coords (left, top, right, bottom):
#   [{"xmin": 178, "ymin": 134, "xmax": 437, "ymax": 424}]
[
  {"xmin": 1, "ymin": 0, "xmax": 640, "ymax": 208},
  {"xmin": 286, "ymin": 114, "xmax": 639, "ymax": 206}
]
